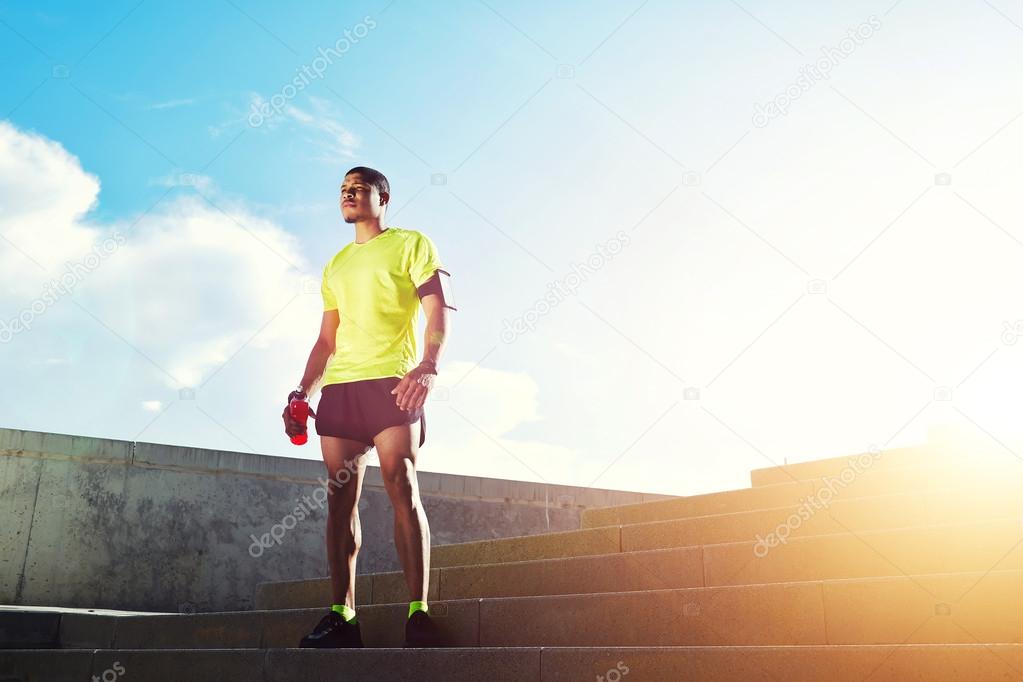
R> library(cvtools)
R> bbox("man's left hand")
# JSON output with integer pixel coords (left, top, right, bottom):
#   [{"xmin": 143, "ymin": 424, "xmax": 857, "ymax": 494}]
[{"xmin": 391, "ymin": 363, "xmax": 437, "ymax": 411}]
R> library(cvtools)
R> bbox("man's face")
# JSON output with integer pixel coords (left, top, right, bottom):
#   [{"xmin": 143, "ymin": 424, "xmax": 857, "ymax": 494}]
[{"xmin": 339, "ymin": 173, "xmax": 387, "ymax": 222}]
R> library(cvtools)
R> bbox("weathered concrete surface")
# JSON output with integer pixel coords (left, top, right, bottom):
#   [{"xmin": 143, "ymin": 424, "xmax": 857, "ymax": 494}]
[
  {"xmin": 256, "ymin": 545, "xmax": 703, "ymax": 608},
  {"xmin": 4, "ymin": 433, "xmax": 1023, "ymax": 680},
  {"xmin": 12, "ymin": 569, "xmax": 1023, "ymax": 650},
  {"xmin": 0, "ymin": 427, "xmax": 672, "ymax": 613},
  {"xmin": 702, "ymin": 517, "xmax": 1023, "ymax": 586},
  {"xmin": 581, "ymin": 479, "xmax": 829, "ymax": 529},
  {"xmin": 619, "ymin": 485, "xmax": 1023, "ymax": 552},
  {"xmin": 433, "ymin": 546, "xmax": 704, "ymax": 601},
  {"xmin": 539, "ymin": 645, "xmax": 1023, "ymax": 681},
  {"xmin": 0, "ymin": 649, "xmax": 95, "ymax": 682},
  {"xmin": 4, "ymin": 645, "xmax": 1023, "ymax": 682},
  {"xmin": 251, "ymin": 573, "xmax": 377, "ymax": 611},
  {"xmin": 255, "ymin": 487, "xmax": 1023, "ymax": 609},
  {"xmin": 431, "ymin": 524, "xmax": 622, "ymax": 567}
]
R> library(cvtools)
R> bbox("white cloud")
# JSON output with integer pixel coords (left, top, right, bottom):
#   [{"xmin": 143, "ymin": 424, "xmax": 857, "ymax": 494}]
[
  {"xmin": 85, "ymin": 193, "xmax": 316, "ymax": 388},
  {"xmin": 285, "ymin": 95, "xmax": 360, "ymax": 161},
  {"xmin": 412, "ymin": 361, "xmax": 599, "ymax": 485},
  {"xmin": 0, "ymin": 120, "xmax": 584, "ymax": 486},
  {"xmin": 149, "ymin": 172, "xmax": 216, "ymax": 193},
  {"xmin": 0, "ymin": 121, "xmax": 102, "ymax": 284},
  {"xmin": 29, "ymin": 357, "xmax": 71, "ymax": 366},
  {"xmin": 0, "ymin": 120, "xmax": 321, "ymax": 392},
  {"xmin": 148, "ymin": 98, "xmax": 196, "ymax": 110},
  {"xmin": 436, "ymin": 361, "xmax": 542, "ymax": 433},
  {"xmin": 208, "ymin": 92, "xmax": 360, "ymax": 162}
]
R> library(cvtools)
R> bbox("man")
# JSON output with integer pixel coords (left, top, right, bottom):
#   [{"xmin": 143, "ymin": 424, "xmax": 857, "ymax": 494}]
[{"xmin": 282, "ymin": 166, "xmax": 456, "ymax": 648}]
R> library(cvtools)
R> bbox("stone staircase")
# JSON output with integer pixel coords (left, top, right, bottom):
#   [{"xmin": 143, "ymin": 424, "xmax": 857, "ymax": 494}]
[{"xmin": 3, "ymin": 443, "xmax": 1023, "ymax": 680}]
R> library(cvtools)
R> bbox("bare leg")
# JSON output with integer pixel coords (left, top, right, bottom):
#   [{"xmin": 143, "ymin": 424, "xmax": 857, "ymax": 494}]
[
  {"xmin": 372, "ymin": 420, "xmax": 429, "ymax": 602},
  {"xmin": 319, "ymin": 435, "xmax": 372, "ymax": 608}
]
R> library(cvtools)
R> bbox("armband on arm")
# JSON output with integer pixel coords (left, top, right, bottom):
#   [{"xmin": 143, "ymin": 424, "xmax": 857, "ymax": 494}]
[{"xmin": 416, "ymin": 269, "xmax": 457, "ymax": 310}]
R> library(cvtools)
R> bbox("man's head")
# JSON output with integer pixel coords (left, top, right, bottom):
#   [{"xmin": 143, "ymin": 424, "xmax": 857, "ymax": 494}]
[{"xmin": 340, "ymin": 166, "xmax": 390, "ymax": 223}]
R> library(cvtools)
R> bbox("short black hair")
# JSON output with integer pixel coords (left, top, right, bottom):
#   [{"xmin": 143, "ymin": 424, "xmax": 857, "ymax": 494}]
[{"xmin": 344, "ymin": 166, "xmax": 390, "ymax": 208}]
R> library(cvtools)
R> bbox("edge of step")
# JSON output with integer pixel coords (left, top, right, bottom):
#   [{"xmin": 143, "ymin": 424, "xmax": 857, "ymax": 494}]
[
  {"xmin": 581, "ymin": 453, "xmax": 1023, "ymax": 529},
  {"xmin": 6, "ymin": 645, "xmax": 1023, "ymax": 682},
  {"xmin": 11, "ymin": 568, "xmax": 1023, "ymax": 652}
]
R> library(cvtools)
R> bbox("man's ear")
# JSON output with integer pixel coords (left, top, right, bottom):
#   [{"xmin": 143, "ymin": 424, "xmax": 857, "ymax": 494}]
[{"xmin": 379, "ymin": 191, "xmax": 389, "ymax": 208}]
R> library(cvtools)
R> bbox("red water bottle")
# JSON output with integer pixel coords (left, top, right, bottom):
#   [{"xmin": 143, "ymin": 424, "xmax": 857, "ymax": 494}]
[{"xmin": 289, "ymin": 392, "xmax": 311, "ymax": 445}]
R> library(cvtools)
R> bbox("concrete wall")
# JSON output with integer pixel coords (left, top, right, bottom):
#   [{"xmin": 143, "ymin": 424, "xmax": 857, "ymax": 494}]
[{"xmin": 0, "ymin": 428, "xmax": 674, "ymax": 614}]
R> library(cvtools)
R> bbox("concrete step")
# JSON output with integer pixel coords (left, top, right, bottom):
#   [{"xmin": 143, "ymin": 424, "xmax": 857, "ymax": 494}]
[
  {"xmin": 254, "ymin": 544, "xmax": 703, "ymax": 610},
  {"xmin": 4, "ymin": 644, "xmax": 1023, "ymax": 681},
  {"xmin": 0, "ymin": 648, "xmax": 531, "ymax": 682},
  {"xmin": 582, "ymin": 460, "xmax": 1023, "ymax": 528},
  {"xmin": 702, "ymin": 517, "xmax": 1023, "ymax": 587},
  {"xmin": 253, "ymin": 489, "xmax": 1022, "ymax": 609},
  {"xmin": 9, "ymin": 442, "xmax": 1021, "ymax": 681},
  {"xmin": 256, "ymin": 526, "xmax": 614, "ymax": 610},
  {"xmin": 20, "ymin": 568, "xmax": 1023, "ymax": 650},
  {"xmin": 429, "ymin": 517, "xmax": 1023, "ymax": 601},
  {"xmin": 582, "ymin": 478, "xmax": 818, "ymax": 529},
  {"xmin": 621, "ymin": 486, "xmax": 1023, "ymax": 553},
  {"xmin": 431, "ymin": 523, "xmax": 622, "ymax": 568},
  {"xmin": 254, "ymin": 574, "xmax": 375, "ymax": 611},
  {"xmin": 541, "ymin": 644, "xmax": 1023, "ymax": 681},
  {"xmin": 484, "ymin": 569, "xmax": 1023, "ymax": 648},
  {"xmin": 413, "ymin": 514, "xmax": 1023, "ymax": 602},
  {"xmin": 750, "ymin": 439, "xmax": 1023, "ymax": 487},
  {"xmin": 749, "ymin": 445, "xmax": 933, "ymax": 486}
]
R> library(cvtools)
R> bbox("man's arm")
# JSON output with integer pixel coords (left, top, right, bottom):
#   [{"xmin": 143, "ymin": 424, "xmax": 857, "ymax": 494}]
[
  {"xmin": 298, "ymin": 309, "xmax": 340, "ymax": 397},
  {"xmin": 390, "ymin": 286, "xmax": 453, "ymax": 411},
  {"xmin": 414, "ymin": 267, "xmax": 455, "ymax": 369},
  {"xmin": 419, "ymin": 291, "xmax": 450, "ymax": 367}
]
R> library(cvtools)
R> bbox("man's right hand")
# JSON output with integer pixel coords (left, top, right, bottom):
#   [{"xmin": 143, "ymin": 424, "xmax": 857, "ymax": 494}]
[{"xmin": 282, "ymin": 391, "xmax": 315, "ymax": 438}]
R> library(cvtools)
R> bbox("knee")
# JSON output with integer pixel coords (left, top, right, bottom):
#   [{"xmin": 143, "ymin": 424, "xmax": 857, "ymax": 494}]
[{"xmin": 382, "ymin": 460, "xmax": 418, "ymax": 509}]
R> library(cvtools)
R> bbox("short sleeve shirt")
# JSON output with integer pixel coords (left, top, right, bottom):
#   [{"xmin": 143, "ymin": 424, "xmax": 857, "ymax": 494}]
[{"xmin": 320, "ymin": 227, "xmax": 446, "ymax": 385}]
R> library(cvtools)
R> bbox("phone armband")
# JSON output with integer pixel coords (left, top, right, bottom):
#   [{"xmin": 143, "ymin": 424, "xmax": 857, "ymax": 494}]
[{"xmin": 417, "ymin": 269, "xmax": 457, "ymax": 310}]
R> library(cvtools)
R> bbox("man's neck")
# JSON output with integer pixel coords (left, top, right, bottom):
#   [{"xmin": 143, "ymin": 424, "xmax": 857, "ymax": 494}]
[{"xmin": 353, "ymin": 218, "xmax": 386, "ymax": 244}]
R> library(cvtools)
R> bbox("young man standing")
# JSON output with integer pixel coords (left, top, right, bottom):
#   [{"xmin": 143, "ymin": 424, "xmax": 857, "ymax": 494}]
[{"xmin": 282, "ymin": 166, "xmax": 456, "ymax": 648}]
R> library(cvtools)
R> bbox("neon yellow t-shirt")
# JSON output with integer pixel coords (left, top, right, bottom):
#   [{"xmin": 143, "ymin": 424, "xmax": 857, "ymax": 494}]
[{"xmin": 320, "ymin": 227, "xmax": 446, "ymax": 386}]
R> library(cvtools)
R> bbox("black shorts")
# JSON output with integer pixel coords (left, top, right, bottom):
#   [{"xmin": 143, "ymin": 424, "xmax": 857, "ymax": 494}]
[{"xmin": 314, "ymin": 376, "xmax": 426, "ymax": 448}]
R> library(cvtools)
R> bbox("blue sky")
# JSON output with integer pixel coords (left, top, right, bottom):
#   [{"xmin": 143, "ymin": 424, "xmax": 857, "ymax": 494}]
[{"xmin": 3, "ymin": 0, "xmax": 1023, "ymax": 496}]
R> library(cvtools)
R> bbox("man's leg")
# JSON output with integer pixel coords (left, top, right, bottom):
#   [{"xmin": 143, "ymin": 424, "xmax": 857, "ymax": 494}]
[
  {"xmin": 372, "ymin": 420, "xmax": 429, "ymax": 602},
  {"xmin": 320, "ymin": 435, "xmax": 372, "ymax": 608}
]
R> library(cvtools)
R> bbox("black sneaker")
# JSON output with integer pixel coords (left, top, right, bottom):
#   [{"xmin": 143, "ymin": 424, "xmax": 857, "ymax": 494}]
[
  {"xmin": 403, "ymin": 610, "xmax": 446, "ymax": 648},
  {"xmin": 299, "ymin": 610, "xmax": 364, "ymax": 648}
]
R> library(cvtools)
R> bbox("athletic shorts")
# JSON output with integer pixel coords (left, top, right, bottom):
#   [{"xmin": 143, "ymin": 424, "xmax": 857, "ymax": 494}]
[{"xmin": 314, "ymin": 376, "xmax": 426, "ymax": 448}]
